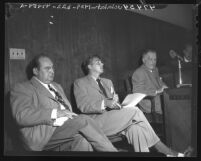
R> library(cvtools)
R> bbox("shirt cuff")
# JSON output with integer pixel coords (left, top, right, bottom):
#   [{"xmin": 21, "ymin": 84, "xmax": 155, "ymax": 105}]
[
  {"xmin": 101, "ymin": 100, "xmax": 105, "ymax": 110},
  {"xmin": 53, "ymin": 117, "xmax": 69, "ymax": 126},
  {"xmin": 51, "ymin": 109, "xmax": 57, "ymax": 119}
]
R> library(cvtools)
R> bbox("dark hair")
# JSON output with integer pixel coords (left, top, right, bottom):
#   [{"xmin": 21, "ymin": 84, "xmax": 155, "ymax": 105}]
[
  {"xmin": 142, "ymin": 49, "xmax": 156, "ymax": 58},
  {"xmin": 26, "ymin": 53, "xmax": 50, "ymax": 80},
  {"xmin": 184, "ymin": 43, "xmax": 192, "ymax": 49},
  {"xmin": 81, "ymin": 55, "xmax": 101, "ymax": 75}
]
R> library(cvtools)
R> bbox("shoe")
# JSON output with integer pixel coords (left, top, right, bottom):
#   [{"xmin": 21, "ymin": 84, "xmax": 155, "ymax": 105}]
[
  {"xmin": 118, "ymin": 148, "xmax": 128, "ymax": 152},
  {"xmin": 167, "ymin": 153, "xmax": 184, "ymax": 157},
  {"xmin": 183, "ymin": 146, "xmax": 194, "ymax": 157},
  {"xmin": 167, "ymin": 146, "xmax": 194, "ymax": 157}
]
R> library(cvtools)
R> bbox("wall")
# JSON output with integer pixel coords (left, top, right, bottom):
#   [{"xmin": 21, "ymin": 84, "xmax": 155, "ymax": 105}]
[
  {"xmin": 5, "ymin": 5, "xmax": 193, "ymax": 152},
  {"xmin": 132, "ymin": 4, "xmax": 194, "ymax": 31}
]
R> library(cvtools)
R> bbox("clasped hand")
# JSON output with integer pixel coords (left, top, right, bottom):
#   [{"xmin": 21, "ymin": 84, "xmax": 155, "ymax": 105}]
[
  {"xmin": 57, "ymin": 109, "xmax": 78, "ymax": 119},
  {"xmin": 152, "ymin": 85, "xmax": 168, "ymax": 96},
  {"xmin": 106, "ymin": 94, "xmax": 121, "ymax": 110}
]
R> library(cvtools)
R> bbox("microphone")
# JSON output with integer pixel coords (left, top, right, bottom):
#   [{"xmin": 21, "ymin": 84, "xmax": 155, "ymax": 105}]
[{"xmin": 169, "ymin": 50, "xmax": 184, "ymax": 61}]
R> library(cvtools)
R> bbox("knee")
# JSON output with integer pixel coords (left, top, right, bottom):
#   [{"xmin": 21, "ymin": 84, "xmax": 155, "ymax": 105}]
[
  {"xmin": 75, "ymin": 115, "xmax": 95, "ymax": 125},
  {"xmin": 71, "ymin": 134, "xmax": 93, "ymax": 151},
  {"xmin": 78, "ymin": 114, "xmax": 93, "ymax": 121},
  {"xmin": 125, "ymin": 124, "xmax": 139, "ymax": 136}
]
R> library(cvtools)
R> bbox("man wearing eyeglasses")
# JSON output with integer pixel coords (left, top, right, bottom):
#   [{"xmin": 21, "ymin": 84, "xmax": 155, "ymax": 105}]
[
  {"xmin": 73, "ymin": 55, "xmax": 192, "ymax": 156},
  {"xmin": 10, "ymin": 54, "xmax": 118, "ymax": 152}
]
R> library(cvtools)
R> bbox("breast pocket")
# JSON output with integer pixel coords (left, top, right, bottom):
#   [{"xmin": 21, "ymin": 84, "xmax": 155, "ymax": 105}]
[{"xmin": 37, "ymin": 95, "xmax": 60, "ymax": 109}]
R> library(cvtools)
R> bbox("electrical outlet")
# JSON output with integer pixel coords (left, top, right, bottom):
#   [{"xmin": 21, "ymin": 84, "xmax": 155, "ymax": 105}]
[{"xmin": 9, "ymin": 48, "xmax": 26, "ymax": 60}]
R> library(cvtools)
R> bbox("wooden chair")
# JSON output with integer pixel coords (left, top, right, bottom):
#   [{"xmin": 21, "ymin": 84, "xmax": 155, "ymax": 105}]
[
  {"xmin": 107, "ymin": 132, "xmax": 132, "ymax": 151},
  {"xmin": 124, "ymin": 75, "xmax": 166, "ymax": 142}
]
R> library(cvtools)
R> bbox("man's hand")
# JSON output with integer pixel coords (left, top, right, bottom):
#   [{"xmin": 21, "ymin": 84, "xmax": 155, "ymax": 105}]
[
  {"xmin": 105, "ymin": 99, "xmax": 121, "ymax": 110},
  {"xmin": 57, "ymin": 110, "xmax": 78, "ymax": 119},
  {"xmin": 113, "ymin": 93, "xmax": 119, "ymax": 102},
  {"xmin": 155, "ymin": 85, "xmax": 168, "ymax": 96},
  {"xmin": 162, "ymin": 84, "xmax": 168, "ymax": 90}
]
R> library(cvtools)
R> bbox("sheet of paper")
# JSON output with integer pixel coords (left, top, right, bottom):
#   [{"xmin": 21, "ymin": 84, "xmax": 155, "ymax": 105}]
[{"xmin": 121, "ymin": 93, "xmax": 146, "ymax": 108}]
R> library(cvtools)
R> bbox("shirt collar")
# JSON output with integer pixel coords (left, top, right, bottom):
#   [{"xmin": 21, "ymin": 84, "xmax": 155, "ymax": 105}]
[
  {"xmin": 142, "ymin": 64, "xmax": 154, "ymax": 73},
  {"xmin": 90, "ymin": 75, "xmax": 100, "ymax": 81},
  {"xmin": 34, "ymin": 76, "xmax": 51, "ymax": 89}
]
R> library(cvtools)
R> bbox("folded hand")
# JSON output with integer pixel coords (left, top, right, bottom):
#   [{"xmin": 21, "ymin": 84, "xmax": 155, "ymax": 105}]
[{"xmin": 57, "ymin": 110, "xmax": 78, "ymax": 119}]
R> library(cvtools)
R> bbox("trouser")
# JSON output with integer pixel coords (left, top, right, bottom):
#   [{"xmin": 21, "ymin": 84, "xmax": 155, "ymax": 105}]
[
  {"xmin": 43, "ymin": 114, "xmax": 117, "ymax": 151},
  {"xmin": 91, "ymin": 107, "xmax": 160, "ymax": 152},
  {"xmin": 124, "ymin": 108, "xmax": 160, "ymax": 152}
]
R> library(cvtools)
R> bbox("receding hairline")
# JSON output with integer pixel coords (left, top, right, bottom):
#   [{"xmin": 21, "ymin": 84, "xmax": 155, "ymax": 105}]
[
  {"xmin": 35, "ymin": 55, "xmax": 52, "ymax": 69},
  {"xmin": 142, "ymin": 50, "xmax": 156, "ymax": 59}
]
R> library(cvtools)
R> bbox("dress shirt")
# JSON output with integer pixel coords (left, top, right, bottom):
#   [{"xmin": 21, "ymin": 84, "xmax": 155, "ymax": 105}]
[
  {"xmin": 91, "ymin": 76, "xmax": 105, "ymax": 110},
  {"xmin": 33, "ymin": 77, "xmax": 68, "ymax": 126}
]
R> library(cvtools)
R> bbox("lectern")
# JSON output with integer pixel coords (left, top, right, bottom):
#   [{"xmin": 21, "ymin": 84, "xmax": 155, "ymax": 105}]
[{"xmin": 163, "ymin": 87, "xmax": 192, "ymax": 152}]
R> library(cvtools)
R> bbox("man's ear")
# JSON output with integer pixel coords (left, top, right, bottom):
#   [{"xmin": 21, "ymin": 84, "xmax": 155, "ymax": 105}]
[
  {"xmin": 88, "ymin": 64, "xmax": 91, "ymax": 70},
  {"xmin": 33, "ymin": 67, "xmax": 38, "ymax": 76}
]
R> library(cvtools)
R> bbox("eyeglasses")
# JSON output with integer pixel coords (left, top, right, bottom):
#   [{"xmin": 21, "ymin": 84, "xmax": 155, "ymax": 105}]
[{"xmin": 91, "ymin": 60, "xmax": 103, "ymax": 66}]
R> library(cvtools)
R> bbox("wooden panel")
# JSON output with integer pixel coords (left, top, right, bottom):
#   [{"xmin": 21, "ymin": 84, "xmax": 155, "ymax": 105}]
[
  {"xmin": 5, "ymin": 6, "xmax": 193, "ymax": 152},
  {"xmin": 163, "ymin": 87, "xmax": 192, "ymax": 152}
]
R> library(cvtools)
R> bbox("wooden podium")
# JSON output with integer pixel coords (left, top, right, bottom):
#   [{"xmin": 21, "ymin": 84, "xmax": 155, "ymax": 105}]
[{"xmin": 163, "ymin": 87, "xmax": 192, "ymax": 152}]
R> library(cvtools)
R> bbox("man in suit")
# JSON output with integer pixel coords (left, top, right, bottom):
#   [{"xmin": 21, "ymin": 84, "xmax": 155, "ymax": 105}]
[
  {"xmin": 162, "ymin": 43, "xmax": 193, "ymax": 87},
  {"xmin": 132, "ymin": 49, "xmax": 168, "ymax": 117},
  {"xmin": 73, "ymin": 55, "xmax": 189, "ymax": 156},
  {"xmin": 10, "ymin": 54, "xmax": 118, "ymax": 152}
]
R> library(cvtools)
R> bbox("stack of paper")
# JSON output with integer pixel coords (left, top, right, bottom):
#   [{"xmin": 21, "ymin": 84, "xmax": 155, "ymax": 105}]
[{"xmin": 121, "ymin": 93, "xmax": 146, "ymax": 108}]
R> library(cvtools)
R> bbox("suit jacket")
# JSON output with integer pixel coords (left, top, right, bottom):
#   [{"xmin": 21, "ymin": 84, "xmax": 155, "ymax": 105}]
[
  {"xmin": 131, "ymin": 65, "xmax": 166, "ymax": 114},
  {"xmin": 73, "ymin": 75, "xmax": 138, "ymax": 136},
  {"xmin": 74, "ymin": 75, "xmax": 114, "ymax": 114},
  {"xmin": 10, "ymin": 77, "xmax": 72, "ymax": 151}
]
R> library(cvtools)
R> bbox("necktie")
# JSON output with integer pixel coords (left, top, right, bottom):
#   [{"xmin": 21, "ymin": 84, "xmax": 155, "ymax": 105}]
[
  {"xmin": 96, "ymin": 78, "xmax": 108, "ymax": 98},
  {"xmin": 48, "ymin": 84, "xmax": 70, "ymax": 110}
]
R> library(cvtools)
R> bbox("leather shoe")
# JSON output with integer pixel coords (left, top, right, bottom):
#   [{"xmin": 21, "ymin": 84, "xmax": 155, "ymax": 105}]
[{"xmin": 183, "ymin": 146, "xmax": 194, "ymax": 157}]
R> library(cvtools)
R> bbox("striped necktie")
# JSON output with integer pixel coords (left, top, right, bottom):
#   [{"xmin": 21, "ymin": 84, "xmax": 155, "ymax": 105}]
[
  {"xmin": 96, "ymin": 78, "xmax": 108, "ymax": 98},
  {"xmin": 48, "ymin": 84, "xmax": 70, "ymax": 110}
]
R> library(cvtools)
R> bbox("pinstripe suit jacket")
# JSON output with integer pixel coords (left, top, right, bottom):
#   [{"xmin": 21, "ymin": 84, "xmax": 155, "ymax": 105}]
[{"xmin": 10, "ymin": 77, "xmax": 72, "ymax": 151}]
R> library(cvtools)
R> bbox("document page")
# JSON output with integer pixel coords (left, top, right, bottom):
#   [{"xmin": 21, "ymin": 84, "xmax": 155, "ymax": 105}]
[{"xmin": 121, "ymin": 93, "xmax": 146, "ymax": 108}]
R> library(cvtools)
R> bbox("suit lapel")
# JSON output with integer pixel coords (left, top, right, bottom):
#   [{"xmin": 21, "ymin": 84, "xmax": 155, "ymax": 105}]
[
  {"xmin": 100, "ymin": 78, "xmax": 113, "ymax": 98},
  {"xmin": 30, "ymin": 77, "xmax": 55, "ymax": 100},
  {"xmin": 51, "ymin": 83, "xmax": 72, "ymax": 111},
  {"xmin": 86, "ymin": 76, "xmax": 112, "ymax": 98},
  {"xmin": 100, "ymin": 78, "xmax": 110, "ymax": 93},
  {"xmin": 86, "ymin": 75, "xmax": 106, "ymax": 96},
  {"xmin": 142, "ymin": 65, "xmax": 161, "ymax": 89},
  {"xmin": 148, "ymin": 71, "xmax": 161, "ymax": 88},
  {"xmin": 31, "ymin": 77, "xmax": 72, "ymax": 111}
]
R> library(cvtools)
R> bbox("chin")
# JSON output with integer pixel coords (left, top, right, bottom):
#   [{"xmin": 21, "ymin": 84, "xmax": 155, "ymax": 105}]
[{"xmin": 48, "ymin": 78, "xmax": 54, "ymax": 83}]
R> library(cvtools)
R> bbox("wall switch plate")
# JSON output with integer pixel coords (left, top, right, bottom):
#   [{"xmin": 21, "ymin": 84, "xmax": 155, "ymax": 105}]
[{"xmin": 9, "ymin": 48, "xmax": 26, "ymax": 60}]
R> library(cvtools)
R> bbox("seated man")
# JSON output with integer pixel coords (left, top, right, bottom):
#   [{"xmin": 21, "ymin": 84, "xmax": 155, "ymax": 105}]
[
  {"xmin": 73, "ymin": 55, "xmax": 191, "ymax": 156},
  {"xmin": 10, "ymin": 54, "xmax": 117, "ymax": 152},
  {"xmin": 132, "ymin": 49, "xmax": 168, "ymax": 118}
]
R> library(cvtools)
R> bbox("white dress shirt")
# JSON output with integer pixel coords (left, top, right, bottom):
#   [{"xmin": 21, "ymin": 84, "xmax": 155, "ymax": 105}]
[{"xmin": 34, "ymin": 77, "xmax": 68, "ymax": 126}]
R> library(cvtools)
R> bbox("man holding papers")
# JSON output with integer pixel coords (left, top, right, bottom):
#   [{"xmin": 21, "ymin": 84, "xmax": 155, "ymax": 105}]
[
  {"xmin": 73, "ymin": 55, "xmax": 190, "ymax": 156},
  {"xmin": 10, "ymin": 54, "xmax": 118, "ymax": 152}
]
